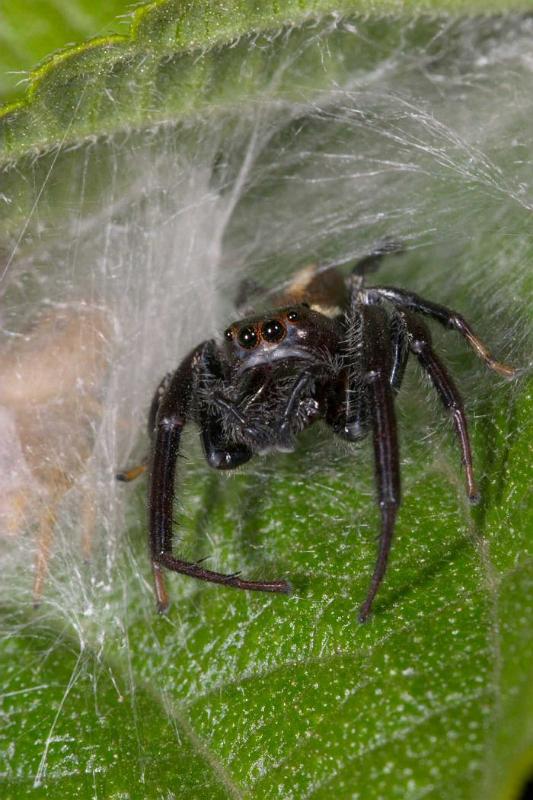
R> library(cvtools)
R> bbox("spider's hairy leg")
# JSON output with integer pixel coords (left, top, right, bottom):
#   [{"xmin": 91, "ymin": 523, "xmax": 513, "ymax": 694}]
[
  {"xmin": 400, "ymin": 309, "xmax": 479, "ymax": 504},
  {"xmin": 389, "ymin": 311, "xmax": 410, "ymax": 393},
  {"xmin": 149, "ymin": 343, "xmax": 290, "ymax": 613},
  {"xmin": 358, "ymin": 304, "xmax": 401, "ymax": 622},
  {"xmin": 212, "ymin": 394, "xmax": 255, "ymax": 438},
  {"xmin": 279, "ymin": 371, "xmax": 314, "ymax": 442},
  {"xmin": 350, "ymin": 239, "xmax": 404, "ymax": 279},
  {"xmin": 277, "ymin": 366, "xmax": 328, "ymax": 449},
  {"xmin": 373, "ymin": 287, "xmax": 518, "ymax": 378},
  {"xmin": 330, "ymin": 290, "xmax": 369, "ymax": 442}
]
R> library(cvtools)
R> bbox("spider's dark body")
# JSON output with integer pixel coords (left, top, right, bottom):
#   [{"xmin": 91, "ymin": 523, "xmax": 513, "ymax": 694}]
[{"xmin": 119, "ymin": 246, "xmax": 516, "ymax": 621}]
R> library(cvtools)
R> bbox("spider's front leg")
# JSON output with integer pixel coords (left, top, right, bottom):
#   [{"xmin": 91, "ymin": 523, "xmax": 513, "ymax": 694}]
[
  {"xmin": 357, "ymin": 304, "xmax": 401, "ymax": 622},
  {"xmin": 331, "ymin": 299, "xmax": 401, "ymax": 621},
  {"xmin": 276, "ymin": 365, "xmax": 331, "ymax": 449},
  {"xmin": 149, "ymin": 342, "xmax": 289, "ymax": 613}
]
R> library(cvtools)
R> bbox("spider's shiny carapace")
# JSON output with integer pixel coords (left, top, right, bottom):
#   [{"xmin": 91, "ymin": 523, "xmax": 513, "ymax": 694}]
[{"xmin": 118, "ymin": 245, "xmax": 517, "ymax": 621}]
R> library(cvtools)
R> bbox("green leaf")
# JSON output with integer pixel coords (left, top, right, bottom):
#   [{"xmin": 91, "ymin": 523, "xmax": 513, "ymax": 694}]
[
  {"xmin": 2, "ymin": 0, "xmax": 533, "ymax": 161},
  {"xmin": 0, "ymin": 1, "xmax": 136, "ymax": 104},
  {"xmin": 0, "ymin": 7, "xmax": 532, "ymax": 800},
  {"xmin": 0, "ymin": 618, "xmax": 231, "ymax": 799}
]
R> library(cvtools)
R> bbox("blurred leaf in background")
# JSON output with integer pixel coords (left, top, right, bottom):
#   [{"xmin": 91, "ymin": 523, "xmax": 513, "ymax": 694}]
[{"xmin": 0, "ymin": 0, "xmax": 134, "ymax": 104}]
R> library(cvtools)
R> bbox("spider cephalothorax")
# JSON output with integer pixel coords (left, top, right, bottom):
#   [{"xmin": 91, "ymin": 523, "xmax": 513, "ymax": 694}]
[{"xmin": 119, "ymin": 246, "xmax": 517, "ymax": 621}]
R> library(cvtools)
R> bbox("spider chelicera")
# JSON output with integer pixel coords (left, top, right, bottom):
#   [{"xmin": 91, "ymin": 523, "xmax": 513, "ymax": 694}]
[{"xmin": 118, "ymin": 245, "xmax": 516, "ymax": 621}]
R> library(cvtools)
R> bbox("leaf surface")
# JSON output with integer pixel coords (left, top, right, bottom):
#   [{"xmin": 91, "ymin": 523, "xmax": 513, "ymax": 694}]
[{"xmin": 0, "ymin": 0, "xmax": 134, "ymax": 104}]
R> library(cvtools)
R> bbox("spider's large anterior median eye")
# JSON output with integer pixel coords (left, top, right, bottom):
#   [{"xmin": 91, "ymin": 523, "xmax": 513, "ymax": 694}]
[
  {"xmin": 262, "ymin": 319, "xmax": 285, "ymax": 342},
  {"xmin": 238, "ymin": 326, "xmax": 258, "ymax": 348}
]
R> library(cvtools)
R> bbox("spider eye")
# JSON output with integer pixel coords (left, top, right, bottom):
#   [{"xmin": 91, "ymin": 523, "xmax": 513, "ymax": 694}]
[
  {"xmin": 224, "ymin": 328, "xmax": 233, "ymax": 341},
  {"xmin": 238, "ymin": 326, "xmax": 258, "ymax": 348},
  {"xmin": 287, "ymin": 309, "xmax": 299, "ymax": 321},
  {"xmin": 262, "ymin": 319, "xmax": 285, "ymax": 342}
]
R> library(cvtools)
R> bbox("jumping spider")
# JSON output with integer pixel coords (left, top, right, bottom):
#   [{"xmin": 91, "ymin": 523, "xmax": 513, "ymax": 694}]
[{"xmin": 119, "ymin": 246, "xmax": 516, "ymax": 621}]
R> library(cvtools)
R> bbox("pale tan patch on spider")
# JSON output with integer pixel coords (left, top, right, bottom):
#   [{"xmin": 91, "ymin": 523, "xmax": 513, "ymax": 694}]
[
  {"xmin": 274, "ymin": 263, "xmax": 348, "ymax": 318},
  {"xmin": 0, "ymin": 305, "xmax": 112, "ymax": 602}
]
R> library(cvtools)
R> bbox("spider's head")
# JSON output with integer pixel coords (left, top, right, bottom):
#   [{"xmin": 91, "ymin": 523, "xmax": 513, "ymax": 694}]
[{"xmin": 222, "ymin": 304, "xmax": 339, "ymax": 372}]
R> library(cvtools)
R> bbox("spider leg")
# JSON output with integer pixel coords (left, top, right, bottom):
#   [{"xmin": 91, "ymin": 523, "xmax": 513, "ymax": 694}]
[
  {"xmin": 279, "ymin": 372, "xmax": 312, "ymax": 449},
  {"xmin": 278, "ymin": 366, "xmax": 327, "ymax": 449},
  {"xmin": 211, "ymin": 393, "xmax": 258, "ymax": 440},
  {"xmin": 400, "ymin": 308, "xmax": 479, "ymax": 503},
  {"xmin": 148, "ymin": 372, "xmax": 173, "ymax": 433},
  {"xmin": 351, "ymin": 238, "xmax": 404, "ymax": 278},
  {"xmin": 359, "ymin": 305, "xmax": 401, "ymax": 622},
  {"xmin": 150, "ymin": 344, "xmax": 289, "ymax": 612},
  {"xmin": 330, "ymin": 288, "xmax": 369, "ymax": 441},
  {"xmin": 326, "ymin": 366, "xmax": 369, "ymax": 441},
  {"xmin": 389, "ymin": 311, "xmax": 410, "ymax": 393},
  {"xmin": 372, "ymin": 286, "xmax": 517, "ymax": 378},
  {"xmin": 333, "ymin": 287, "xmax": 406, "ymax": 444}
]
